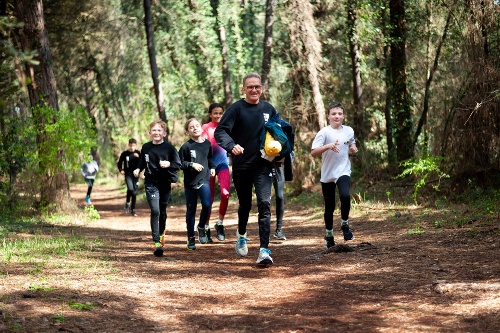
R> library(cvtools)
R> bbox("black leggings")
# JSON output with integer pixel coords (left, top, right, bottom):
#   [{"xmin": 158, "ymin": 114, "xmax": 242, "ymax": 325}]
[
  {"xmin": 85, "ymin": 178, "xmax": 94, "ymax": 196},
  {"xmin": 321, "ymin": 175, "xmax": 351, "ymax": 230}
]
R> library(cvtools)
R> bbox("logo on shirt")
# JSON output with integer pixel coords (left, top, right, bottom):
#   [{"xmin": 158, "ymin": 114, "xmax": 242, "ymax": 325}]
[{"xmin": 263, "ymin": 113, "xmax": 269, "ymax": 123}]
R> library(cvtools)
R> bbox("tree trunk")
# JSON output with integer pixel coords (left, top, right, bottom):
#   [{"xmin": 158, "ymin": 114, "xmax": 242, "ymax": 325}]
[
  {"xmin": 143, "ymin": 0, "xmax": 167, "ymax": 123},
  {"xmin": 260, "ymin": 0, "xmax": 275, "ymax": 101},
  {"xmin": 210, "ymin": 0, "xmax": 233, "ymax": 108},
  {"xmin": 287, "ymin": 0, "xmax": 325, "ymax": 130},
  {"xmin": 13, "ymin": 0, "xmax": 70, "ymax": 209},
  {"xmin": 346, "ymin": 0, "xmax": 364, "ymax": 142},
  {"xmin": 389, "ymin": 0, "xmax": 413, "ymax": 162},
  {"xmin": 414, "ymin": 9, "xmax": 452, "ymax": 149}
]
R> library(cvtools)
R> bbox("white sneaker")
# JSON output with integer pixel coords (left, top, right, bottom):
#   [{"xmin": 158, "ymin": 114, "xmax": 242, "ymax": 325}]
[
  {"xmin": 235, "ymin": 230, "xmax": 248, "ymax": 257},
  {"xmin": 256, "ymin": 248, "xmax": 273, "ymax": 267}
]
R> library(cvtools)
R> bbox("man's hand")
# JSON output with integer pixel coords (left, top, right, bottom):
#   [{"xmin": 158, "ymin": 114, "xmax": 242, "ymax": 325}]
[{"xmin": 232, "ymin": 144, "xmax": 244, "ymax": 155}]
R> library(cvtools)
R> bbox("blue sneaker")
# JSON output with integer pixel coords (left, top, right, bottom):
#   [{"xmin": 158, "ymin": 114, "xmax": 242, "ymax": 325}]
[
  {"xmin": 85, "ymin": 195, "xmax": 92, "ymax": 205},
  {"xmin": 256, "ymin": 248, "xmax": 273, "ymax": 267},
  {"xmin": 235, "ymin": 230, "xmax": 248, "ymax": 257}
]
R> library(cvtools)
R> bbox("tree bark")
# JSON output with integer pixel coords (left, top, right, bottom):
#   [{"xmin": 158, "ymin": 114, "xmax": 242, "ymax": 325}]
[
  {"xmin": 390, "ymin": 0, "xmax": 413, "ymax": 162},
  {"xmin": 260, "ymin": 0, "xmax": 275, "ymax": 101},
  {"xmin": 346, "ymin": 0, "xmax": 364, "ymax": 142},
  {"xmin": 210, "ymin": 0, "xmax": 233, "ymax": 108},
  {"xmin": 287, "ymin": 0, "xmax": 325, "ymax": 130},
  {"xmin": 143, "ymin": 0, "xmax": 167, "ymax": 123},
  {"xmin": 13, "ymin": 0, "xmax": 70, "ymax": 208}
]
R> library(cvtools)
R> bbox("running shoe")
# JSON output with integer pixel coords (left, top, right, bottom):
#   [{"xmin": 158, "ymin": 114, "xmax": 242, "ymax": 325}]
[
  {"xmin": 187, "ymin": 236, "xmax": 196, "ymax": 250},
  {"xmin": 215, "ymin": 223, "xmax": 225, "ymax": 241},
  {"xmin": 235, "ymin": 230, "xmax": 248, "ymax": 257},
  {"xmin": 273, "ymin": 229, "xmax": 287, "ymax": 240},
  {"xmin": 256, "ymin": 248, "xmax": 273, "ymax": 267},
  {"xmin": 197, "ymin": 226, "xmax": 208, "ymax": 244},
  {"xmin": 341, "ymin": 223, "xmax": 354, "ymax": 241}
]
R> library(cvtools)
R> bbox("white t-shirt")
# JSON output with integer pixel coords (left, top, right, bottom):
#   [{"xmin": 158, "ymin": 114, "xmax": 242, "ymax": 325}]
[{"xmin": 311, "ymin": 125, "xmax": 356, "ymax": 183}]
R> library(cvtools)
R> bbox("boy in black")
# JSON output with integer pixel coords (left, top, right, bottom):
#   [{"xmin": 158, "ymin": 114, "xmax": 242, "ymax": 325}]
[
  {"xmin": 179, "ymin": 118, "xmax": 215, "ymax": 250},
  {"xmin": 133, "ymin": 120, "xmax": 181, "ymax": 257},
  {"xmin": 117, "ymin": 138, "xmax": 141, "ymax": 216}
]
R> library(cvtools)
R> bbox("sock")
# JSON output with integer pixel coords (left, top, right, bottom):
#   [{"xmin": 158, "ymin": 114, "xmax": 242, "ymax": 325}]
[
  {"xmin": 217, "ymin": 219, "xmax": 223, "ymax": 225},
  {"xmin": 205, "ymin": 225, "xmax": 210, "ymax": 230},
  {"xmin": 341, "ymin": 219, "xmax": 349, "ymax": 226},
  {"xmin": 155, "ymin": 242, "xmax": 161, "ymax": 248},
  {"xmin": 326, "ymin": 229, "xmax": 333, "ymax": 237}
]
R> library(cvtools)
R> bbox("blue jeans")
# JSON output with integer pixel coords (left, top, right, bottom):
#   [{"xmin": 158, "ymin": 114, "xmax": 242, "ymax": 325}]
[
  {"xmin": 321, "ymin": 175, "xmax": 351, "ymax": 230},
  {"xmin": 232, "ymin": 163, "xmax": 273, "ymax": 248},
  {"xmin": 184, "ymin": 182, "xmax": 212, "ymax": 238},
  {"xmin": 145, "ymin": 180, "xmax": 171, "ymax": 243}
]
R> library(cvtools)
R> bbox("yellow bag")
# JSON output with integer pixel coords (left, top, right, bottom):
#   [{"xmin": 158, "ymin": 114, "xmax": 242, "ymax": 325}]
[{"xmin": 264, "ymin": 131, "xmax": 282, "ymax": 156}]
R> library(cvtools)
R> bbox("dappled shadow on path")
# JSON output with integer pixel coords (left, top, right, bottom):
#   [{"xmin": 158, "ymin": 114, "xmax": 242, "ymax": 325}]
[{"xmin": 1, "ymin": 184, "xmax": 499, "ymax": 332}]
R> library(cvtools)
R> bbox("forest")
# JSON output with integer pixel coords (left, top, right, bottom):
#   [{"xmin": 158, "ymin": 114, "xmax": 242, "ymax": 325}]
[
  {"xmin": 1, "ymin": 1, "xmax": 500, "ymax": 332},
  {"xmin": 0, "ymin": 0, "xmax": 499, "ymax": 212}
]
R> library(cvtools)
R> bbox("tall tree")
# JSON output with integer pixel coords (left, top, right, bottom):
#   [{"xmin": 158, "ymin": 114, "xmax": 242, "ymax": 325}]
[
  {"xmin": 346, "ymin": 0, "xmax": 365, "ymax": 142},
  {"xmin": 13, "ymin": 0, "xmax": 70, "ymax": 208},
  {"xmin": 390, "ymin": 0, "xmax": 413, "ymax": 162},
  {"xmin": 414, "ymin": 8, "xmax": 452, "ymax": 149},
  {"xmin": 286, "ymin": 0, "xmax": 325, "ymax": 130},
  {"xmin": 210, "ymin": 0, "xmax": 233, "ymax": 108},
  {"xmin": 144, "ymin": 0, "xmax": 166, "ymax": 123},
  {"xmin": 260, "ymin": 0, "xmax": 275, "ymax": 101}
]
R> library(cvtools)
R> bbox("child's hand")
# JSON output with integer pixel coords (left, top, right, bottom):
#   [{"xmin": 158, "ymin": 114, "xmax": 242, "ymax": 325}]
[
  {"xmin": 329, "ymin": 139, "xmax": 340, "ymax": 153},
  {"xmin": 159, "ymin": 160, "xmax": 170, "ymax": 168},
  {"xmin": 349, "ymin": 144, "xmax": 358, "ymax": 154},
  {"xmin": 133, "ymin": 168, "xmax": 140, "ymax": 177},
  {"xmin": 210, "ymin": 168, "xmax": 215, "ymax": 177},
  {"xmin": 191, "ymin": 162, "xmax": 204, "ymax": 172}
]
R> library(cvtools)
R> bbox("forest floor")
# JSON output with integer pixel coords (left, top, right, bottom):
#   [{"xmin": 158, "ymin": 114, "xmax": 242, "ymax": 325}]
[{"xmin": 1, "ymin": 183, "xmax": 499, "ymax": 332}]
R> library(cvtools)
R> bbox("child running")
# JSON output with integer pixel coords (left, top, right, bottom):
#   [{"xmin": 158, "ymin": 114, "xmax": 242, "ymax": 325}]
[
  {"xmin": 179, "ymin": 118, "xmax": 215, "ymax": 250},
  {"xmin": 311, "ymin": 102, "xmax": 358, "ymax": 250},
  {"xmin": 133, "ymin": 120, "xmax": 181, "ymax": 257},
  {"xmin": 201, "ymin": 103, "xmax": 230, "ymax": 242}
]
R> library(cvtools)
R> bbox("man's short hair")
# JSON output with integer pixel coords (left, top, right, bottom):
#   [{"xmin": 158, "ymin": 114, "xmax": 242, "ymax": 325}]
[
  {"xmin": 242, "ymin": 73, "xmax": 261, "ymax": 86},
  {"xmin": 129, "ymin": 138, "xmax": 137, "ymax": 144}
]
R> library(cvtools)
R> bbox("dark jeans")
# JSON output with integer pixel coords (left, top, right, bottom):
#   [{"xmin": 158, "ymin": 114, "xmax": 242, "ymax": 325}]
[
  {"xmin": 321, "ymin": 175, "xmax": 351, "ymax": 230},
  {"xmin": 272, "ymin": 164, "xmax": 285, "ymax": 230},
  {"xmin": 125, "ymin": 174, "xmax": 139, "ymax": 209},
  {"xmin": 232, "ymin": 163, "xmax": 273, "ymax": 248},
  {"xmin": 145, "ymin": 180, "xmax": 171, "ymax": 243},
  {"xmin": 184, "ymin": 182, "xmax": 211, "ymax": 238}
]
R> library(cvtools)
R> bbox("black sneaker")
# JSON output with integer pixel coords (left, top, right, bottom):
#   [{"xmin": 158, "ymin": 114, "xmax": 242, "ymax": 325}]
[
  {"xmin": 153, "ymin": 242, "xmax": 164, "ymax": 257},
  {"xmin": 197, "ymin": 226, "xmax": 208, "ymax": 244},
  {"xmin": 130, "ymin": 209, "xmax": 138, "ymax": 217},
  {"xmin": 187, "ymin": 236, "xmax": 196, "ymax": 250},
  {"xmin": 324, "ymin": 236, "xmax": 335, "ymax": 249},
  {"xmin": 206, "ymin": 228, "xmax": 214, "ymax": 243},
  {"xmin": 341, "ymin": 224, "xmax": 354, "ymax": 241},
  {"xmin": 124, "ymin": 203, "xmax": 130, "ymax": 213},
  {"xmin": 215, "ymin": 224, "xmax": 225, "ymax": 241}
]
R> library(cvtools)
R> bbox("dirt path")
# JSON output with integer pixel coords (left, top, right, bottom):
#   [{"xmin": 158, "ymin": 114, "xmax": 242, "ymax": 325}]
[{"xmin": 2, "ymin": 184, "xmax": 499, "ymax": 332}]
